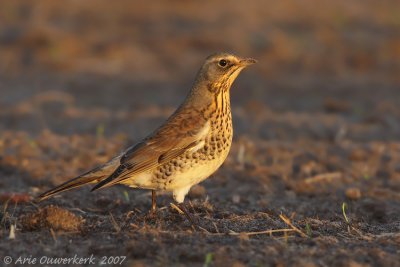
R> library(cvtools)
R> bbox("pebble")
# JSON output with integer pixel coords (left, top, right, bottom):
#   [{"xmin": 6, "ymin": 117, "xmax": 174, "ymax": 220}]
[
  {"xmin": 189, "ymin": 185, "xmax": 206, "ymax": 198},
  {"xmin": 345, "ymin": 187, "xmax": 362, "ymax": 200},
  {"xmin": 232, "ymin": 194, "xmax": 241, "ymax": 204}
]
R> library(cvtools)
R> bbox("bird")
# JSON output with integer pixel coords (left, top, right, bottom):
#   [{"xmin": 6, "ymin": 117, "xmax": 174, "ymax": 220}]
[{"xmin": 36, "ymin": 52, "xmax": 256, "ymax": 223}]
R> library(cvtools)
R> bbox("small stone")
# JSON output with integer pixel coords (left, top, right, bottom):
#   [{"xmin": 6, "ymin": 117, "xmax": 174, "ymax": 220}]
[
  {"xmin": 189, "ymin": 185, "xmax": 206, "ymax": 198},
  {"xmin": 345, "ymin": 187, "xmax": 362, "ymax": 200},
  {"xmin": 323, "ymin": 98, "xmax": 351, "ymax": 113},
  {"xmin": 232, "ymin": 262, "xmax": 246, "ymax": 267},
  {"xmin": 347, "ymin": 260, "xmax": 366, "ymax": 267},
  {"xmin": 232, "ymin": 194, "xmax": 241, "ymax": 204},
  {"xmin": 349, "ymin": 149, "xmax": 367, "ymax": 161}
]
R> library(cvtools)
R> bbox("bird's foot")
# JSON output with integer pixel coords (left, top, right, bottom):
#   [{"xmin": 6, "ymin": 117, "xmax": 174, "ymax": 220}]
[
  {"xmin": 147, "ymin": 206, "xmax": 157, "ymax": 218},
  {"xmin": 144, "ymin": 189, "xmax": 158, "ymax": 219},
  {"xmin": 176, "ymin": 202, "xmax": 198, "ymax": 230}
]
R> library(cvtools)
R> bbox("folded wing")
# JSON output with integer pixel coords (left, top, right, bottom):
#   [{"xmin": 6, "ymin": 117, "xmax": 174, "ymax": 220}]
[{"xmin": 91, "ymin": 109, "xmax": 209, "ymax": 191}]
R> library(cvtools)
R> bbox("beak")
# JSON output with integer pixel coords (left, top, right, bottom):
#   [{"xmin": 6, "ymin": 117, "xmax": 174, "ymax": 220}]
[{"xmin": 239, "ymin": 58, "xmax": 257, "ymax": 67}]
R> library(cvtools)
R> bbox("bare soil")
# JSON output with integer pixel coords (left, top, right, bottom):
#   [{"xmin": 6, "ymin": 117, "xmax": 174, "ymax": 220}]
[{"xmin": 0, "ymin": 1, "xmax": 400, "ymax": 266}]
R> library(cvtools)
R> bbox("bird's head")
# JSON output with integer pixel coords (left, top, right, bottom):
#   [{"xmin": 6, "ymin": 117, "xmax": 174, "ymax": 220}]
[{"xmin": 195, "ymin": 52, "xmax": 256, "ymax": 93}]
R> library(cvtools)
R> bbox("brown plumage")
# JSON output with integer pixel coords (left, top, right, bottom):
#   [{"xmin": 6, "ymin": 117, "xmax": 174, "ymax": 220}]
[{"xmin": 37, "ymin": 53, "xmax": 256, "ymax": 219}]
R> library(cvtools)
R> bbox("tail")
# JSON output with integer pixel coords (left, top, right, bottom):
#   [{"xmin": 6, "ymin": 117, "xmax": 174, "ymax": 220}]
[{"xmin": 36, "ymin": 154, "xmax": 122, "ymax": 202}]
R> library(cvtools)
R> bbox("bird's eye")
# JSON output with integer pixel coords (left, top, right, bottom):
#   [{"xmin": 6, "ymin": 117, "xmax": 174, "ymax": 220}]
[{"xmin": 218, "ymin": 59, "xmax": 228, "ymax": 67}]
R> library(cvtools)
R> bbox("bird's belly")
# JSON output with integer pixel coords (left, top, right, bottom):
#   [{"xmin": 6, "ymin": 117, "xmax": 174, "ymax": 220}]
[
  {"xmin": 165, "ymin": 148, "xmax": 230, "ymax": 191},
  {"xmin": 120, "ymin": 153, "xmax": 229, "ymax": 191},
  {"xmin": 122, "ymin": 153, "xmax": 228, "ymax": 191}
]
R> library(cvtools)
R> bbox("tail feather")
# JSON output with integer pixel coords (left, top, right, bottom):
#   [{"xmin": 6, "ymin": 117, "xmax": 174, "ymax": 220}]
[
  {"xmin": 90, "ymin": 164, "xmax": 126, "ymax": 192},
  {"xmin": 36, "ymin": 154, "xmax": 122, "ymax": 202},
  {"xmin": 36, "ymin": 172, "xmax": 103, "ymax": 201}
]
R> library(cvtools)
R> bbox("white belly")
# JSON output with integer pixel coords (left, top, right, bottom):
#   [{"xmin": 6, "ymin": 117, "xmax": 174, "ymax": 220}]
[
  {"xmin": 168, "ymin": 147, "xmax": 230, "ymax": 203},
  {"xmin": 167, "ymin": 152, "xmax": 228, "ymax": 191}
]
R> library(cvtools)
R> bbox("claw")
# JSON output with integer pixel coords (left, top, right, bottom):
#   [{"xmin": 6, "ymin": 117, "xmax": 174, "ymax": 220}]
[{"xmin": 178, "ymin": 203, "xmax": 198, "ymax": 230}]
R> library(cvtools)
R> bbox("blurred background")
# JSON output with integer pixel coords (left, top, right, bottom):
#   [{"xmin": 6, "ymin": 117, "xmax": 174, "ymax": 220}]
[{"xmin": 0, "ymin": 0, "xmax": 399, "ymax": 139}]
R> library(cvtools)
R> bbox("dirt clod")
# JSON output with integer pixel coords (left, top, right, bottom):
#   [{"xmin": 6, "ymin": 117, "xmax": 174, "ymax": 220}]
[{"xmin": 21, "ymin": 205, "xmax": 83, "ymax": 232}]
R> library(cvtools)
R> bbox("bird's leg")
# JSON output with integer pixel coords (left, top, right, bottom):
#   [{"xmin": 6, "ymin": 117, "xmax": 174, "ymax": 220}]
[
  {"xmin": 178, "ymin": 202, "xmax": 198, "ymax": 228},
  {"xmin": 150, "ymin": 190, "xmax": 157, "ymax": 214}
]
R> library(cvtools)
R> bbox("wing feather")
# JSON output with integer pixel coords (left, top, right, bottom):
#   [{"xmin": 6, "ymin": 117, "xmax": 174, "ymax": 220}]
[{"xmin": 91, "ymin": 110, "xmax": 209, "ymax": 191}]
